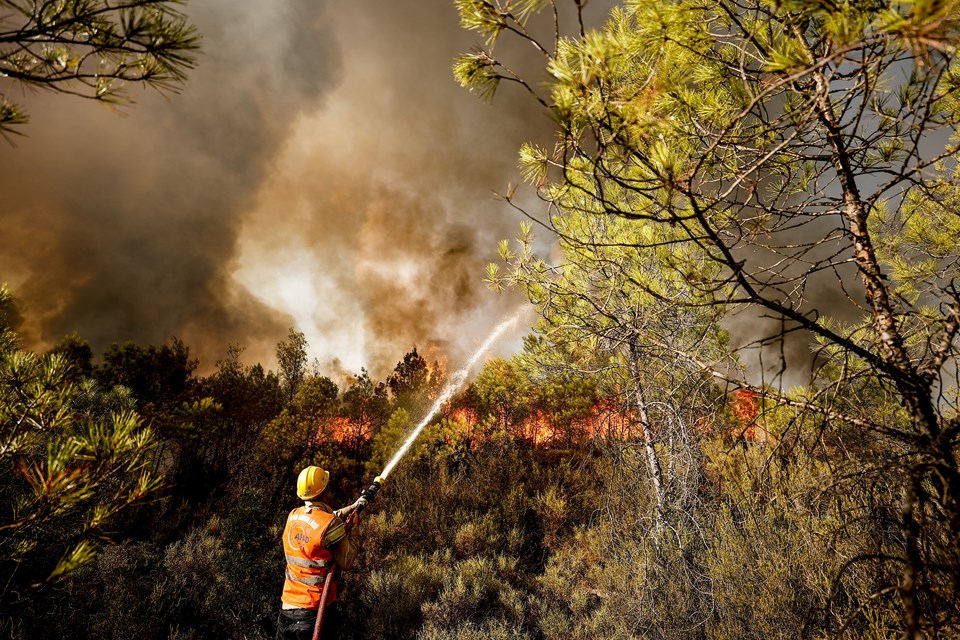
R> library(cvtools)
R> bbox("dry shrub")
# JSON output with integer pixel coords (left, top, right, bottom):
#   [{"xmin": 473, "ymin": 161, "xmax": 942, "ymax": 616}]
[
  {"xmin": 420, "ymin": 555, "xmax": 525, "ymax": 631},
  {"xmin": 417, "ymin": 619, "xmax": 530, "ymax": 640},
  {"xmin": 453, "ymin": 512, "xmax": 512, "ymax": 558},
  {"xmin": 534, "ymin": 523, "xmax": 710, "ymax": 640},
  {"xmin": 341, "ymin": 438, "xmax": 601, "ymax": 639},
  {"xmin": 85, "ymin": 541, "xmax": 165, "ymax": 640},
  {"xmin": 703, "ymin": 441, "xmax": 902, "ymax": 639},
  {"xmin": 530, "ymin": 487, "xmax": 568, "ymax": 552},
  {"xmin": 358, "ymin": 553, "xmax": 445, "ymax": 640}
]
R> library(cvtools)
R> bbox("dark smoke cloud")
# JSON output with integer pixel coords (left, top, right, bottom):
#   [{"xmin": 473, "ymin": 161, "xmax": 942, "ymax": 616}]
[
  {"xmin": 0, "ymin": 0, "xmax": 870, "ymax": 388},
  {"xmin": 229, "ymin": 1, "xmax": 548, "ymax": 375},
  {"xmin": 0, "ymin": 0, "xmax": 545, "ymax": 377}
]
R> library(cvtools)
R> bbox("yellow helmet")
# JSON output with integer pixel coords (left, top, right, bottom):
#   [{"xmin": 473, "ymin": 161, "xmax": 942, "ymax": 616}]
[{"xmin": 296, "ymin": 466, "xmax": 330, "ymax": 500}]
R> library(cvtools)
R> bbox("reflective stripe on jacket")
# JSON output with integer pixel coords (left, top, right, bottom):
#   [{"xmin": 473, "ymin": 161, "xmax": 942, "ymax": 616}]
[{"xmin": 281, "ymin": 504, "xmax": 341, "ymax": 609}]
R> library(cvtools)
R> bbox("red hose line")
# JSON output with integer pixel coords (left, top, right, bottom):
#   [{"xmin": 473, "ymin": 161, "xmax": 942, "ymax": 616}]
[{"xmin": 311, "ymin": 563, "xmax": 337, "ymax": 640}]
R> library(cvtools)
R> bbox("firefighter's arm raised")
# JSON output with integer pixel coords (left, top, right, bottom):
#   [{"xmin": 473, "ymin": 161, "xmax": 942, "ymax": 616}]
[{"xmin": 333, "ymin": 497, "xmax": 367, "ymax": 521}]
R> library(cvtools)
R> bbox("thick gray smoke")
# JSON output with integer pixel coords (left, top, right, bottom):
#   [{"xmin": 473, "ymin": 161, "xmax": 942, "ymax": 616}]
[{"xmin": 0, "ymin": 1, "xmax": 544, "ymax": 376}]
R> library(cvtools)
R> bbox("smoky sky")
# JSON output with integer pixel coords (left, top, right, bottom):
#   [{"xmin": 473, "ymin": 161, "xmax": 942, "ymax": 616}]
[
  {"xmin": 0, "ymin": 0, "xmax": 860, "ymax": 388},
  {"xmin": 0, "ymin": 0, "xmax": 554, "ymax": 378}
]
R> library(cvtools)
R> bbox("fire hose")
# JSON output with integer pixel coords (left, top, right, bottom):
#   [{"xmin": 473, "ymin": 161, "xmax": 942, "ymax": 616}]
[{"xmin": 311, "ymin": 476, "xmax": 384, "ymax": 640}]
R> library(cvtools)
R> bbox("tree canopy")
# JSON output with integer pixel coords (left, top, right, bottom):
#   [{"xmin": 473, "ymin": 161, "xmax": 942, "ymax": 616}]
[{"xmin": 456, "ymin": 0, "xmax": 960, "ymax": 634}]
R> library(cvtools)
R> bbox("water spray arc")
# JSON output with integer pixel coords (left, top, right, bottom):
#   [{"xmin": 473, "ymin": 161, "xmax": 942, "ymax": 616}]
[
  {"xmin": 350, "ymin": 313, "xmax": 521, "ymax": 509},
  {"xmin": 382, "ymin": 313, "xmax": 520, "ymax": 479},
  {"xmin": 314, "ymin": 314, "xmax": 521, "ymax": 639}
]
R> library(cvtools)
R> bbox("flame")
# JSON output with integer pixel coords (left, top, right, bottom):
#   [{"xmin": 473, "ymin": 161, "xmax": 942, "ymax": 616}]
[
  {"xmin": 441, "ymin": 406, "xmax": 478, "ymax": 448},
  {"xmin": 729, "ymin": 389, "xmax": 775, "ymax": 443},
  {"xmin": 732, "ymin": 389, "xmax": 759, "ymax": 423},
  {"xmin": 422, "ymin": 343, "xmax": 448, "ymax": 399},
  {"xmin": 449, "ymin": 406, "xmax": 477, "ymax": 426},
  {"xmin": 522, "ymin": 410, "xmax": 554, "ymax": 445},
  {"xmin": 311, "ymin": 415, "xmax": 370, "ymax": 448},
  {"xmin": 307, "ymin": 368, "xmax": 777, "ymax": 453},
  {"xmin": 334, "ymin": 416, "xmax": 365, "ymax": 444},
  {"xmin": 513, "ymin": 401, "xmax": 638, "ymax": 447},
  {"xmin": 588, "ymin": 400, "xmax": 634, "ymax": 440}
]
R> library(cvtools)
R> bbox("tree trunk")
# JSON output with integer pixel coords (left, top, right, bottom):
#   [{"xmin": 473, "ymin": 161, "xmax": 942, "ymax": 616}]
[
  {"xmin": 629, "ymin": 341, "xmax": 666, "ymax": 529},
  {"xmin": 812, "ymin": 69, "xmax": 960, "ymax": 636}
]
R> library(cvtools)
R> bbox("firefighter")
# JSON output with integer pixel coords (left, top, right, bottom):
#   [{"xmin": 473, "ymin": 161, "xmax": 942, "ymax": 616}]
[{"xmin": 276, "ymin": 465, "xmax": 365, "ymax": 640}]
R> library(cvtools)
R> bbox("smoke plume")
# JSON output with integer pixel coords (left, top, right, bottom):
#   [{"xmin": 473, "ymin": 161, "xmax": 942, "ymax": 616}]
[{"xmin": 0, "ymin": 0, "xmax": 544, "ymax": 377}]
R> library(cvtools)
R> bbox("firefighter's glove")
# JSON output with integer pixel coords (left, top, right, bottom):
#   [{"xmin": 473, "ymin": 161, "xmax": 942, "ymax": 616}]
[{"xmin": 355, "ymin": 497, "xmax": 368, "ymax": 510}]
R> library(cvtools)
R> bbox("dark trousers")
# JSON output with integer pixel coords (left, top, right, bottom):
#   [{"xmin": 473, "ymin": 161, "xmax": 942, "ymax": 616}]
[{"xmin": 276, "ymin": 603, "xmax": 340, "ymax": 640}]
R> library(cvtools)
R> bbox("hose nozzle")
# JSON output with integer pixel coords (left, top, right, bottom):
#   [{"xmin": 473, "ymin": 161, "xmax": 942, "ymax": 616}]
[
  {"xmin": 356, "ymin": 476, "xmax": 385, "ymax": 513},
  {"xmin": 363, "ymin": 476, "xmax": 384, "ymax": 500}
]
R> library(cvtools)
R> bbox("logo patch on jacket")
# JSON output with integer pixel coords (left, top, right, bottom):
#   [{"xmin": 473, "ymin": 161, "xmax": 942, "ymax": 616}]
[{"xmin": 287, "ymin": 522, "xmax": 312, "ymax": 547}]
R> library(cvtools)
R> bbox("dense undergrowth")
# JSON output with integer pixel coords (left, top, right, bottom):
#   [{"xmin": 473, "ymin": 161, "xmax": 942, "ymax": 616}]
[{"xmin": 0, "ymin": 296, "xmax": 932, "ymax": 638}]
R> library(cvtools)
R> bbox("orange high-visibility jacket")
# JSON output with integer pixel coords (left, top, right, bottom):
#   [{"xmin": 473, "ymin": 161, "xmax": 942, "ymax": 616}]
[{"xmin": 280, "ymin": 505, "xmax": 345, "ymax": 609}]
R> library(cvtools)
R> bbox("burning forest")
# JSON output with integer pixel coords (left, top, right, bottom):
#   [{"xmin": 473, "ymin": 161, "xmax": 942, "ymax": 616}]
[
  {"xmin": 1, "ymin": 315, "xmax": 929, "ymax": 639},
  {"xmin": 4, "ymin": 0, "xmax": 960, "ymax": 638}
]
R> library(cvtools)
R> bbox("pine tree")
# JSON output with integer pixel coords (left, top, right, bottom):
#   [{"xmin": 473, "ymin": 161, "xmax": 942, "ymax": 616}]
[
  {"xmin": 0, "ymin": 287, "xmax": 163, "ymax": 626},
  {"xmin": 0, "ymin": 0, "xmax": 199, "ymax": 137},
  {"xmin": 455, "ymin": 0, "xmax": 960, "ymax": 634}
]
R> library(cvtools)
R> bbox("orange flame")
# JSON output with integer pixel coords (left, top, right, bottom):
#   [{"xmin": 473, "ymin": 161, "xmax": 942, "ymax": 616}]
[
  {"xmin": 732, "ymin": 389, "xmax": 759, "ymax": 423},
  {"xmin": 522, "ymin": 410, "xmax": 554, "ymax": 446},
  {"xmin": 308, "ymin": 370, "xmax": 778, "ymax": 452},
  {"xmin": 449, "ymin": 406, "xmax": 478, "ymax": 426},
  {"xmin": 730, "ymin": 389, "xmax": 775, "ymax": 443},
  {"xmin": 441, "ymin": 406, "xmax": 479, "ymax": 448},
  {"xmin": 310, "ymin": 416, "xmax": 370, "ymax": 448},
  {"xmin": 422, "ymin": 343, "xmax": 448, "ymax": 393}
]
